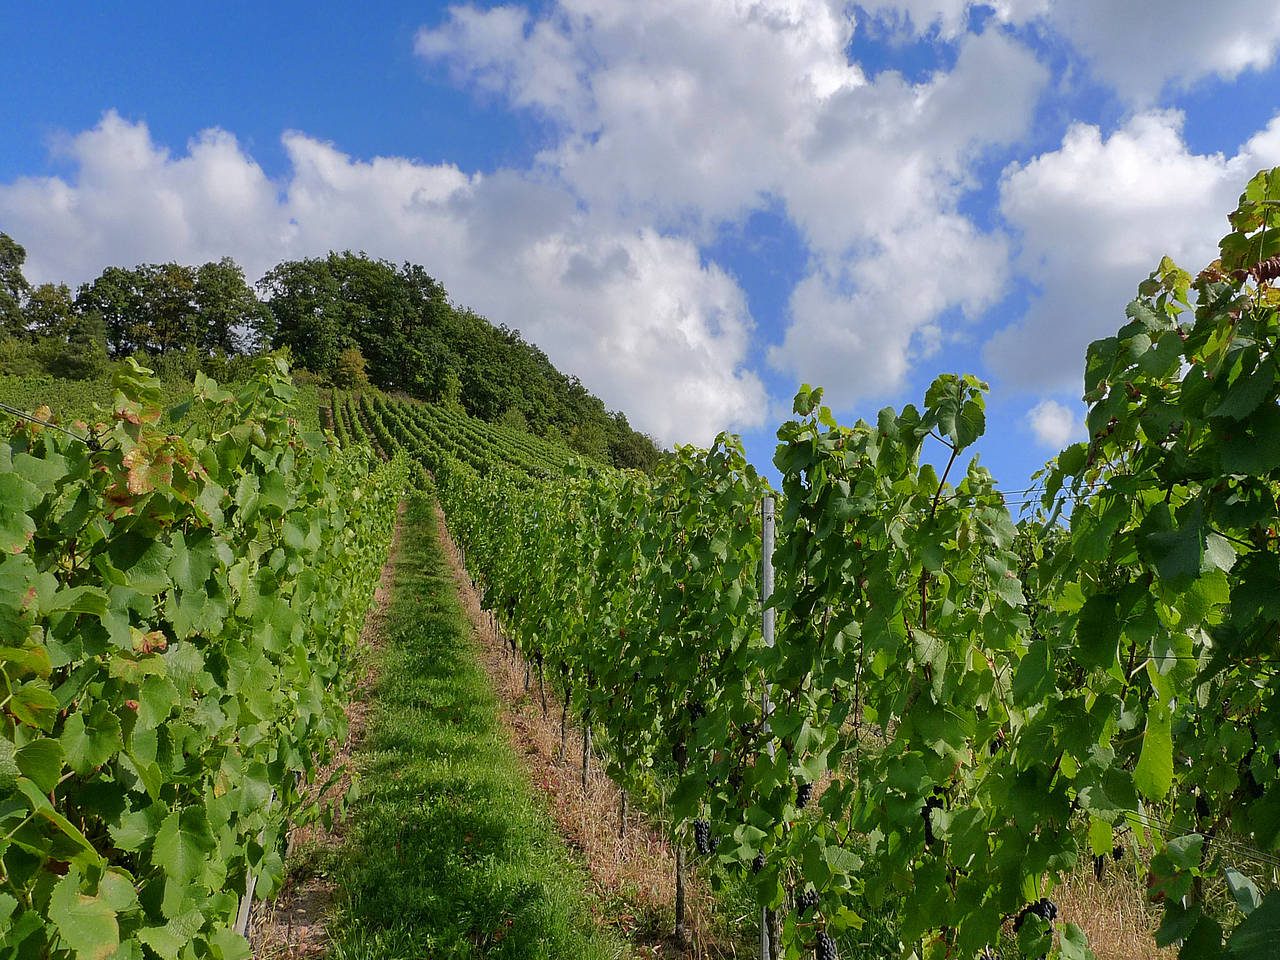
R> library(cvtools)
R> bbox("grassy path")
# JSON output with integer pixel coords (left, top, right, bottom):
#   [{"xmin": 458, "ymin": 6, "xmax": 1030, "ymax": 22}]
[{"xmin": 321, "ymin": 495, "xmax": 625, "ymax": 959}]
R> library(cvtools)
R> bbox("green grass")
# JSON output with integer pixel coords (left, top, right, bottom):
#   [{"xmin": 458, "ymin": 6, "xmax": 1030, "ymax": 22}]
[
  {"xmin": 0, "ymin": 374, "xmax": 324, "ymax": 434},
  {"xmin": 321, "ymin": 495, "xmax": 625, "ymax": 960}
]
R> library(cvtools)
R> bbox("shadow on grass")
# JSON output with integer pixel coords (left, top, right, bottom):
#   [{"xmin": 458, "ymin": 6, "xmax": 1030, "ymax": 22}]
[{"xmin": 324, "ymin": 497, "xmax": 622, "ymax": 960}]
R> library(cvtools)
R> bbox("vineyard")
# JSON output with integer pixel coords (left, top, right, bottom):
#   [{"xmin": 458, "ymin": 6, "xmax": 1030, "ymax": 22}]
[
  {"xmin": 3, "ymin": 169, "xmax": 1280, "ymax": 959},
  {"xmin": 0, "ymin": 359, "xmax": 405, "ymax": 959}
]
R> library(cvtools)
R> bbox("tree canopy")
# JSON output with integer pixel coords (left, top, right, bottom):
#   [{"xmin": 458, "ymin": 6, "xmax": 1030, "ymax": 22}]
[{"xmin": 0, "ymin": 234, "xmax": 661, "ymax": 471}]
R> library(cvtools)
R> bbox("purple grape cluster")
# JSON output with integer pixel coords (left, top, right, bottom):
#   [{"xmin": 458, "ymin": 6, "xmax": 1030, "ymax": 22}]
[
  {"xmin": 693, "ymin": 818, "xmax": 713, "ymax": 855},
  {"xmin": 795, "ymin": 887, "xmax": 819, "ymax": 916},
  {"xmin": 796, "ymin": 781, "xmax": 812, "ymax": 809},
  {"xmin": 1013, "ymin": 898, "xmax": 1058, "ymax": 932},
  {"xmin": 815, "ymin": 931, "xmax": 837, "ymax": 960}
]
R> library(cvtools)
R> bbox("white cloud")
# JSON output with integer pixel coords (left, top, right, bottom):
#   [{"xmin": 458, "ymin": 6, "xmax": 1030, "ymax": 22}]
[
  {"xmin": 768, "ymin": 215, "xmax": 1009, "ymax": 406},
  {"xmin": 856, "ymin": 0, "xmax": 1045, "ymax": 41},
  {"xmin": 418, "ymin": 0, "xmax": 867, "ymax": 228},
  {"xmin": 987, "ymin": 110, "xmax": 1280, "ymax": 393},
  {"xmin": 1044, "ymin": 0, "xmax": 1280, "ymax": 103},
  {"xmin": 417, "ymin": 2, "xmax": 1049, "ymax": 407},
  {"xmin": 414, "ymin": 5, "xmax": 589, "ymax": 123},
  {"xmin": 768, "ymin": 29, "xmax": 1045, "ymax": 406},
  {"xmin": 857, "ymin": 0, "xmax": 1280, "ymax": 103},
  {"xmin": 0, "ymin": 2, "xmax": 1063, "ymax": 440},
  {"xmin": 0, "ymin": 113, "xmax": 764, "ymax": 445},
  {"xmin": 0, "ymin": 112, "xmax": 286, "ymax": 283},
  {"xmin": 1025, "ymin": 398, "xmax": 1082, "ymax": 449}
]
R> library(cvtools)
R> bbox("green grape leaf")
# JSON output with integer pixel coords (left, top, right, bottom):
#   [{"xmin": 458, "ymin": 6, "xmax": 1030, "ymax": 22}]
[
  {"xmin": 137, "ymin": 909, "xmax": 205, "ymax": 960},
  {"xmin": 98, "ymin": 870, "xmax": 140, "ymax": 913},
  {"xmin": 208, "ymin": 927, "xmax": 252, "ymax": 960},
  {"xmin": 1221, "ymin": 405, "xmax": 1280, "ymax": 475},
  {"xmin": 1059, "ymin": 922, "xmax": 1095, "ymax": 960},
  {"xmin": 10, "ymin": 680, "xmax": 60, "ymax": 731},
  {"xmin": 1088, "ymin": 818, "xmax": 1112, "ymax": 857},
  {"xmin": 1225, "ymin": 867, "xmax": 1262, "ymax": 916},
  {"xmin": 152, "ymin": 807, "xmax": 216, "ymax": 884},
  {"xmin": 1070, "ymin": 497, "xmax": 1127, "ymax": 562},
  {"xmin": 108, "ymin": 802, "xmax": 166, "ymax": 853},
  {"xmin": 61, "ymin": 703, "xmax": 122, "ymax": 774},
  {"xmin": 1134, "ymin": 701, "xmax": 1174, "ymax": 801},
  {"xmin": 1211, "ymin": 358, "xmax": 1275, "ymax": 419},
  {"xmin": 48, "ymin": 871, "xmax": 119, "ymax": 960},
  {"xmin": 1179, "ymin": 915, "xmax": 1223, "ymax": 959},
  {"xmin": 1139, "ymin": 501, "xmax": 1204, "ymax": 590},
  {"xmin": 15, "ymin": 736, "xmax": 65, "ymax": 793},
  {"xmin": 1227, "ymin": 890, "xmax": 1280, "ymax": 957},
  {"xmin": 1075, "ymin": 594, "xmax": 1120, "ymax": 669}
]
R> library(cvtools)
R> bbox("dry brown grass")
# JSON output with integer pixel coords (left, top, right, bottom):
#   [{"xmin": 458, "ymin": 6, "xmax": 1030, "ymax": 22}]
[
  {"xmin": 433, "ymin": 504, "xmax": 744, "ymax": 959},
  {"xmin": 1053, "ymin": 858, "xmax": 1162, "ymax": 960},
  {"xmin": 251, "ymin": 501, "xmax": 407, "ymax": 960}
]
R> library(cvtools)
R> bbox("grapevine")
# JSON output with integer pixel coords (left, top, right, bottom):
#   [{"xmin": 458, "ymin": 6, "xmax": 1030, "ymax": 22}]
[{"xmin": 0, "ymin": 358, "xmax": 405, "ymax": 958}]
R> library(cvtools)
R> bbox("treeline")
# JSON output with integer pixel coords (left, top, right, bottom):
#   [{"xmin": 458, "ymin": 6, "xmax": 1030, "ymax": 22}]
[{"xmin": 0, "ymin": 234, "xmax": 660, "ymax": 470}]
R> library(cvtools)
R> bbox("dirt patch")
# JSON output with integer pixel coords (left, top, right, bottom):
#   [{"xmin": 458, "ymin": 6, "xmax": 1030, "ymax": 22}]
[
  {"xmin": 430, "ymin": 503, "xmax": 738, "ymax": 959},
  {"xmin": 251, "ymin": 500, "xmax": 408, "ymax": 959}
]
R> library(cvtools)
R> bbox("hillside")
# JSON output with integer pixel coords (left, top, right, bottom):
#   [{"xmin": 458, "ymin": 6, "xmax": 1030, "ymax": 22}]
[{"xmin": 0, "ymin": 236, "xmax": 660, "ymax": 471}]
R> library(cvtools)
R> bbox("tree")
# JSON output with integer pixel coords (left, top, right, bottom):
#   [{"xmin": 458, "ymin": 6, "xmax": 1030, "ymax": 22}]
[
  {"xmin": 22, "ymin": 283, "xmax": 75, "ymax": 341},
  {"xmin": 331, "ymin": 347, "xmax": 369, "ymax": 389},
  {"xmin": 0, "ymin": 233, "xmax": 31, "ymax": 337},
  {"xmin": 498, "ymin": 406, "xmax": 529, "ymax": 433},
  {"xmin": 609, "ymin": 424, "xmax": 660, "ymax": 472},
  {"xmin": 194, "ymin": 257, "xmax": 264, "ymax": 354},
  {"xmin": 76, "ymin": 266, "xmax": 142, "ymax": 357},
  {"xmin": 439, "ymin": 369, "xmax": 465, "ymax": 412},
  {"xmin": 44, "ymin": 310, "xmax": 108, "ymax": 380},
  {"xmin": 257, "ymin": 258, "xmax": 344, "ymax": 375},
  {"xmin": 569, "ymin": 420, "xmax": 610, "ymax": 460},
  {"xmin": 134, "ymin": 263, "xmax": 198, "ymax": 355},
  {"xmin": 17, "ymin": 282, "xmax": 108, "ymax": 379}
]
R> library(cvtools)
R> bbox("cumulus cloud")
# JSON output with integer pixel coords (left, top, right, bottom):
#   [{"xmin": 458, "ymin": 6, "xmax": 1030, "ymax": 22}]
[
  {"xmin": 1044, "ymin": 0, "xmax": 1280, "ymax": 103},
  {"xmin": 987, "ymin": 110, "xmax": 1280, "ymax": 393},
  {"xmin": 0, "ymin": 2, "xmax": 1060, "ymax": 444},
  {"xmin": 420, "ymin": 0, "xmax": 866, "ymax": 228},
  {"xmin": 0, "ymin": 112, "xmax": 287, "ymax": 283},
  {"xmin": 858, "ymin": 0, "xmax": 1280, "ymax": 103},
  {"xmin": 1026, "ymin": 398, "xmax": 1083, "ymax": 449},
  {"xmin": 417, "ymin": 1, "xmax": 1049, "ymax": 408},
  {"xmin": 856, "ymin": 0, "xmax": 1046, "ymax": 41},
  {"xmin": 769, "ymin": 216, "xmax": 1009, "ymax": 405},
  {"xmin": 0, "ymin": 113, "xmax": 764, "ymax": 445}
]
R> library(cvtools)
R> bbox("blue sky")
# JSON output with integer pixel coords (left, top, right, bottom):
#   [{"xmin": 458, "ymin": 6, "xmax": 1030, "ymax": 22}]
[{"xmin": 3, "ymin": 1, "xmax": 1280, "ymax": 493}]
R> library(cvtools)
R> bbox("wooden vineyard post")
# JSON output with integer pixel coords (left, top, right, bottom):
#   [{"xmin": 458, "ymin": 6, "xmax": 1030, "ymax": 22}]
[
  {"xmin": 234, "ymin": 790, "xmax": 276, "ymax": 943},
  {"xmin": 537, "ymin": 652, "xmax": 548, "ymax": 716},
  {"xmin": 760, "ymin": 496, "xmax": 776, "ymax": 960},
  {"xmin": 581, "ymin": 710, "xmax": 592, "ymax": 792},
  {"xmin": 674, "ymin": 750, "xmax": 690, "ymax": 945},
  {"xmin": 560, "ymin": 672, "xmax": 570, "ymax": 761}
]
